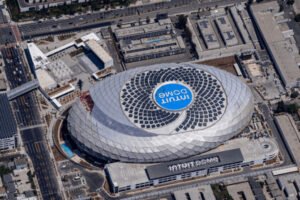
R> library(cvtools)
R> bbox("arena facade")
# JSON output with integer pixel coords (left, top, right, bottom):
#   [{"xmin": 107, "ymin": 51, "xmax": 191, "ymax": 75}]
[{"xmin": 67, "ymin": 63, "xmax": 254, "ymax": 163}]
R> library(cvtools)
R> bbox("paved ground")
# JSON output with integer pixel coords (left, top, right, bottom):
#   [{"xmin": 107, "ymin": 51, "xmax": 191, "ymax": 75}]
[{"xmin": 57, "ymin": 160, "xmax": 104, "ymax": 199}]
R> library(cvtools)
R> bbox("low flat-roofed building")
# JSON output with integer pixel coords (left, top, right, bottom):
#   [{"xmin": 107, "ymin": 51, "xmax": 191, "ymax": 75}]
[
  {"xmin": 92, "ymin": 66, "xmax": 117, "ymax": 80},
  {"xmin": 3, "ymin": 174, "xmax": 16, "ymax": 198},
  {"xmin": 173, "ymin": 185, "xmax": 216, "ymax": 200},
  {"xmin": 227, "ymin": 182, "xmax": 255, "ymax": 200},
  {"xmin": 17, "ymin": 0, "xmax": 90, "ymax": 12},
  {"xmin": 105, "ymin": 137, "xmax": 279, "ymax": 193},
  {"xmin": 215, "ymin": 15, "xmax": 238, "ymax": 46},
  {"xmin": 85, "ymin": 39, "xmax": 113, "ymax": 68},
  {"xmin": 27, "ymin": 43, "xmax": 49, "ymax": 70},
  {"xmin": 276, "ymin": 173, "xmax": 300, "ymax": 199},
  {"xmin": 230, "ymin": 6, "xmax": 251, "ymax": 44},
  {"xmin": 250, "ymin": 1, "xmax": 300, "ymax": 88},
  {"xmin": 0, "ymin": 94, "xmax": 17, "ymax": 151},
  {"xmin": 14, "ymin": 158, "xmax": 27, "ymax": 170},
  {"xmin": 106, "ymin": 149, "xmax": 243, "ymax": 193},
  {"xmin": 120, "ymin": 35, "xmax": 185, "ymax": 63},
  {"xmin": 197, "ymin": 19, "xmax": 220, "ymax": 49},
  {"xmin": 274, "ymin": 114, "xmax": 300, "ymax": 166},
  {"xmin": 35, "ymin": 69, "xmax": 57, "ymax": 90},
  {"xmin": 48, "ymin": 83, "xmax": 75, "ymax": 99},
  {"xmin": 105, "ymin": 162, "xmax": 150, "ymax": 193},
  {"xmin": 112, "ymin": 18, "xmax": 173, "ymax": 40}
]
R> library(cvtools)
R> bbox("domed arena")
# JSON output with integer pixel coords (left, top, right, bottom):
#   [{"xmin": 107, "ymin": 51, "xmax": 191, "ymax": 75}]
[{"xmin": 67, "ymin": 63, "xmax": 254, "ymax": 163}]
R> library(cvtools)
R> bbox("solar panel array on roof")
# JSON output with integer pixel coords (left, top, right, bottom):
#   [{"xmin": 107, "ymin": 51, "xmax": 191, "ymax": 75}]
[
  {"xmin": 120, "ymin": 67, "xmax": 226, "ymax": 132},
  {"xmin": 0, "ymin": 94, "xmax": 17, "ymax": 139}
]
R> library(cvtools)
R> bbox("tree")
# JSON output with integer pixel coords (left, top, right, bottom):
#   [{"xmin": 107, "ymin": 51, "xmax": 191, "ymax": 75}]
[
  {"xmin": 286, "ymin": 104, "xmax": 299, "ymax": 114},
  {"xmin": 291, "ymin": 91, "xmax": 299, "ymax": 99},
  {"xmin": 178, "ymin": 15, "xmax": 187, "ymax": 29},
  {"xmin": 0, "ymin": 166, "xmax": 12, "ymax": 176},
  {"xmin": 77, "ymin": 79, "xmax": 83, "ymax": 91}
]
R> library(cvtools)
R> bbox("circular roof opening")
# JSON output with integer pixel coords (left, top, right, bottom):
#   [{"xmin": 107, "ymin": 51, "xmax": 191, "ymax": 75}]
[{"xmin": 153, "ymin": 82, "xmax": 194, "ymax": 112}]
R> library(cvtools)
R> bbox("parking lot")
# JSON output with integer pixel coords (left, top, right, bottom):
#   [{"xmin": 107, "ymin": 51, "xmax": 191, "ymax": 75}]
[{"xmin": 57, "ymin": 160, "xmax": 105, "ymax": 199}]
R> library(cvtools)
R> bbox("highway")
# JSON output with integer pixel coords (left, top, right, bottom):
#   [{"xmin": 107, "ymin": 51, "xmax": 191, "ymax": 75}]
[
  {"xmin": 18, "ymin": 0, "xmax": 246, "ymax": 39},
  {"xmin": 1, "ymin": 47, "xmax": 42, "ymax": 127},
  {"xmin": 22, "ymin": 127, "xmax": 62, "ymax": 200},
  {"xmin": 2, "ymin": 46, "xmax": 62, "ymax": 200}
]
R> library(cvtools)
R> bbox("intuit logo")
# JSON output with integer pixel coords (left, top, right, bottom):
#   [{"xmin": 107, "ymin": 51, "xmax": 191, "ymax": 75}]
[{"xmin": 153, "ymin": 82, "xmax": 193, "ymax": 111}]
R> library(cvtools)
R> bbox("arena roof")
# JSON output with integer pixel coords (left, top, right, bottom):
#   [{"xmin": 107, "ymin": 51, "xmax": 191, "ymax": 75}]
[{"xmin": 67, "ymin": 63, "xmax": 254, "ymax": 163}]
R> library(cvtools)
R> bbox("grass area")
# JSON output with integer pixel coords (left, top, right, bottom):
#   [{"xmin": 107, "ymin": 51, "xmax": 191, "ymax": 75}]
[
  {"xmin": 6, "ymin": 0, "xmax": 136, "ymax": 22},
  {"xmin": 211, "ymin": 184, "xmax": 233, "ymax": 200}
]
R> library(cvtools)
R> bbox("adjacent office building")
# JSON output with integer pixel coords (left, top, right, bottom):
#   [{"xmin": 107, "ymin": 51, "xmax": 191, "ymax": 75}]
[
  {"xmin": 105, "ymin": 137, "xmax": 279, "ymax": 193},
  {"xmin": 0, "ymin": 94, "xmax": 17, "ymax": 151},
  {"xmin": 250, "ymin": 1, "xmax": 300, "ymax": 88}
]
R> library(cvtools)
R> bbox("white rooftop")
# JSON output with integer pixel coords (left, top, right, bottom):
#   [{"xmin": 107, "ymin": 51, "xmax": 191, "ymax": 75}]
[
  {"xmin": 45, "ymin": 32, "xmax": 101, "ymax": 57},
  {"xmin": 105, "ymin": 137, "xmax": 278, "ymax": 188},
  {"xmin": 35, "ymin": 69, "xmax": 57, "ymax": 90},
  {"xmin": 27, "ymin": 43, "xmax": 49, "ymax": 69},
  {"xmin": 173, "ymin": 186, "xmax": 216, "ymax": 200},
  {"xmin": 206, "ymin": 137, "xmax": 279, "ymax": 163},
  {"xmin": 106, "ymin": 162, "xmax": 150, "ymax": 187},
  {"xmin": 85, "ymin": 39, "xmax": 113, "ymax": 67}
]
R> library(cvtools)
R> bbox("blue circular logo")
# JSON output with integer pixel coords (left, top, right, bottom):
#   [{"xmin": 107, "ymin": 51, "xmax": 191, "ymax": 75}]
[{"xmin": 153, "ymin": 82, "xmax": 194, "ymax": 111}]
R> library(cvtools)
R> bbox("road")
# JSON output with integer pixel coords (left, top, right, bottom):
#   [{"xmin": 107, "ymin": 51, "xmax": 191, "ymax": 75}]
[
  {"xmin": 18, "ymin": 0, "xmax": 246, "ymax": 39},
  {"xmin": 2, "ymin": 46, "xmax": 62, "ymax": 200}
]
